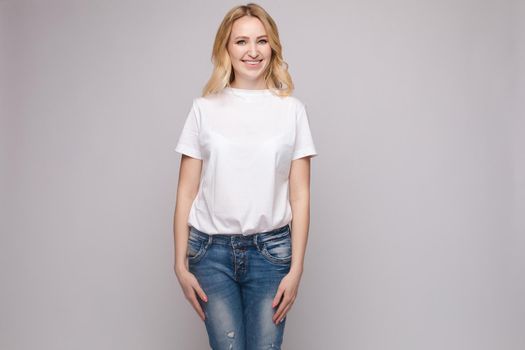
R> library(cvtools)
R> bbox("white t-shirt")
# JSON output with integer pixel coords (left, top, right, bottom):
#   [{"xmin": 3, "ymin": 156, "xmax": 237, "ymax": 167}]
[{"xmin": 174, "ymin": 86, "xmax": 318, "ymax": 235}]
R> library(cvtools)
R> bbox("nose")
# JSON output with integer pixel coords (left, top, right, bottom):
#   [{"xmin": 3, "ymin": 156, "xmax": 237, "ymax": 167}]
[{"xmin": 248, "ymin": 43, "xmax": 258, "ymax": 58}]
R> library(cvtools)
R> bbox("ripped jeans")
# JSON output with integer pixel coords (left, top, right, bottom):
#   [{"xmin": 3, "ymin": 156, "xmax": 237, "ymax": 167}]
[{"xmin": 187, "ymin": 224, "xmax": 292, "ymax": 350}]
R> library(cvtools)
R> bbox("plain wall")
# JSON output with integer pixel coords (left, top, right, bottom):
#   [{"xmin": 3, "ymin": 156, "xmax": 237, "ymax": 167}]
[{"xmin": 1, "ymin": 0, "xmax": 523, "ymax": 349}]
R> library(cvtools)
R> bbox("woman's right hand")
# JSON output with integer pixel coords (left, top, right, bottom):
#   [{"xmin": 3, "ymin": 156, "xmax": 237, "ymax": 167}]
[{"xmin": 175, "ymin": 266, "xmax": 208, "ymax": 321}]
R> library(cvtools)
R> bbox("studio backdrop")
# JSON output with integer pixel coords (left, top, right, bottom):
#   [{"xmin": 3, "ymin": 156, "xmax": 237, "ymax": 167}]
[{"xmin": 1, "ymin": 1, "xmax": 524, "ymax": 349}]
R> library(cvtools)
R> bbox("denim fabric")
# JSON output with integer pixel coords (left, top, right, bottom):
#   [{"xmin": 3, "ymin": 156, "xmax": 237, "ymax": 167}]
[{"xmin": 188, "ymin": 224, "xmax": 292, "ymax": 350}]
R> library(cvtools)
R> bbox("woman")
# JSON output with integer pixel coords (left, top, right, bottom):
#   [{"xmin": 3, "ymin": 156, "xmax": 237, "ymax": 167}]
[{"xmin": 173, "ymin": 3, "xmax": 318, "ymax": 349}]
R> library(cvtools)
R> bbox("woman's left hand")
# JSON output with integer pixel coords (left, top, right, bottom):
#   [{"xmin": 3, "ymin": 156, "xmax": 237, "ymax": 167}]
[{"xmin": 272, "ymin": 269, "xmax": 302, "ymax": 324}]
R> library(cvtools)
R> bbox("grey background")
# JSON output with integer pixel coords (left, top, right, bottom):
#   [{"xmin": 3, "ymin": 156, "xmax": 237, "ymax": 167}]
[{"xmin": 1, "ymin": 0, "xmax": 524, "ymax": 349}]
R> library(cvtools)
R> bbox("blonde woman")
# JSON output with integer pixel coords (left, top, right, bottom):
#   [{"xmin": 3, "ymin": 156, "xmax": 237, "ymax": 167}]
[{"xmin": 173, "ymin": 3, "xmax": 318, "ymax": 349}]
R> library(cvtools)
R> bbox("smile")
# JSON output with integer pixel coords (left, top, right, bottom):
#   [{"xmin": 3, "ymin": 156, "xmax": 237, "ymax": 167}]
[{"xmin": 242, "ymin": 59, "xmax": 263, "ymax": 67}]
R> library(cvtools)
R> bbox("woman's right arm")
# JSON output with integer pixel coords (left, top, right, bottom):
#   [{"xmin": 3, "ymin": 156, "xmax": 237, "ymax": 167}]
[
  {"xmin": 173, "ymin": 154, "xmax": 208, "ymax": 321},
  {"xmin": 173, "ymin": 154, "xmax": 203, "ymax": 276}
]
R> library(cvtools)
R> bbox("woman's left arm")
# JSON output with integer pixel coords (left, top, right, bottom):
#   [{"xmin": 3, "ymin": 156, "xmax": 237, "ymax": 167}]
[
  {"xmin": 288, "ymin": 156, "xmax": 313, "ymax": 276},
  {"xmin": 272, "ymin": 156, "xmax": 313, "ymax": 324}
]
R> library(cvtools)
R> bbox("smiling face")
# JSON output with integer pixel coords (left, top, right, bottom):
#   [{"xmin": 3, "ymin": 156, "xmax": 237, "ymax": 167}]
[{"xmin": 227, "ymin": 16, "xmax": 272, "ymax": 89}]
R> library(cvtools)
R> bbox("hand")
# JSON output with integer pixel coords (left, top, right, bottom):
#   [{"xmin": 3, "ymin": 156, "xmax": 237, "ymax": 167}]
[
  {"xmin": 175, "ymin": 266, "xmax": 208, "ymax": 321},
  {"xmin": 272, "ymin": 269, "xmax": 302, "ymax": 324}
]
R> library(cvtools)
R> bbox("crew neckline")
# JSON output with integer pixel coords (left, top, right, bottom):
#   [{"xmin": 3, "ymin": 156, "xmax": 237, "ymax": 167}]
[{"xmin": 224, "ymin": 86, "xmax": 273, "ymax": 96}]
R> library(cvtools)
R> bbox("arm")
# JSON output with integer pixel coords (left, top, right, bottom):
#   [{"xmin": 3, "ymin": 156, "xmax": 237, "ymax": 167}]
[
  {"xmin": 271, "ymin": 155, "xmax": 312, "ymax": 324},
  {"xmin": 288, "ymin": 156, "xmax": 313, "ymax": 276},
  {"xmin": 173, "ymin": 154, "xmax": 203, "ymax": 275}
]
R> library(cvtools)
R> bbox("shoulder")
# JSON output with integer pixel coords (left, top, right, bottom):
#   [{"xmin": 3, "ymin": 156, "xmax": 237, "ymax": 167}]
[
  {"xmin": 284, "ymin": 95, "xmax": 304, "ymax": 106},
  {"xmin": 279, "ymin": 94, "xmax": 306, "ymax": 110},
  {"xmin": 264, "ymin": 94, "xmax": 306, "ymax": 114},
  {"xmin": 282, "ymin": 95, "xmax": 308, "ymax": 120},
  {"xmin": 188, "ymin": 96, "xmax": 214, "ymax": 117},
  {"xmin": 192, "ymin": 92, "xmax": 228, "ymax": 110}
]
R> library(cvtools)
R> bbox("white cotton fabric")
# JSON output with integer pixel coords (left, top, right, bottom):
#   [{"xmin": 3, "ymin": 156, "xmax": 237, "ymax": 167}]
[{"xmin": 174, "ymin": 86, "xmax": 318, "ymax": 235}]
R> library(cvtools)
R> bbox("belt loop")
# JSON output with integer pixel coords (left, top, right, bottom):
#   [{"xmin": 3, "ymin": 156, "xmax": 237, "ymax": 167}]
[{"xmin": 253, "ymin": 233, "xmax": 258, "ymax": 246}]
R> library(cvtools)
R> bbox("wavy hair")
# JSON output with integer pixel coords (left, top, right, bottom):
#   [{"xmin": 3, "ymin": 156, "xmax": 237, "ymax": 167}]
[{"xmin": 201, "ymin": 3, "xmax": 294, "ymax": 98}]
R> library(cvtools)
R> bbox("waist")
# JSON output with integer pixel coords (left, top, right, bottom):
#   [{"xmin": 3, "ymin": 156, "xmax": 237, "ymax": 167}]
[{"xmin": 189, "ymin": 224, "xmax": 290, "ymax": 246}]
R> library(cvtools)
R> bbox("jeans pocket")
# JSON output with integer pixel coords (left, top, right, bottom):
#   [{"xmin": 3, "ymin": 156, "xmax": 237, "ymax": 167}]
[
  {"xmin": 260, "ymin": 232, "xmax": 292, "ymax": 265},
  {"xmin": 187, "ymin": 231, "xmax": 211, "ymax": 264}
]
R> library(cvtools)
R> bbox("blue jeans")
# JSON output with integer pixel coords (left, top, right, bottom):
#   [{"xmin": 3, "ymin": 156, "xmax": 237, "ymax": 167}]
[{"xmin": 188, "ymin": 224, "xmax": 292, "ymax": 350}]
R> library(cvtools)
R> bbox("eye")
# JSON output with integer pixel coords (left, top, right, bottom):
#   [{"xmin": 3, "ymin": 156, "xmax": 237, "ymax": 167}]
[{"xmin": 235, "ymin": 39, "xmax": 268, "ymax": 45}]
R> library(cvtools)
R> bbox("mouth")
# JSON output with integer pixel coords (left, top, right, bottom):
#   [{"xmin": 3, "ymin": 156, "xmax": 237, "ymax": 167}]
[{"xmin": 242, "ymin": 59, "xmax": 263, "ymax": 67}]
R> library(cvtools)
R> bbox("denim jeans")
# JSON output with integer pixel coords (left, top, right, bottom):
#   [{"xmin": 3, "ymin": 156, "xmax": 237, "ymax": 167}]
[{"xmin": 188, "ymin": 224, "xmax": 292, "ymax": 350}]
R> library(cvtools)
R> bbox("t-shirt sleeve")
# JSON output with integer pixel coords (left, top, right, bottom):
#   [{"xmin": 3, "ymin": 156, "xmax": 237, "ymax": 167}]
[
  {"xmin": 174, "ymin": 99, "xmax": 203, "ymax": 160},
  {"xmin": 292, "ymin": 101, "xmax": 318, "ymax": 160}
]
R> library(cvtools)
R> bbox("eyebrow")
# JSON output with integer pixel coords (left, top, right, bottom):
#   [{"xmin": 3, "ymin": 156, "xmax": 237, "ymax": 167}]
[{"xmin": 234, "ymin": 35, "xmax": 268, "ymax": 40}]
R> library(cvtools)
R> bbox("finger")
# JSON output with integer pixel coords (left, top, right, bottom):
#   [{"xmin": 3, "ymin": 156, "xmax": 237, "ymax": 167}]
[
  {"xmin": 190, "ymin": 295, "xmax": 206, "ymax": 321},
  {"xmin": 272, "ymin": 295, "xmax": 289, "ymax": 322},
  {"xmin": 272, "ymin": 287, "xmax": 285, "ymax": 308},
  {"xmin": 194, "ymin": 283, "xmax": 208, "ymax": 303},
  {"xmin": 275, "ymin": 302, "xmax": 292, "ymax": 324},
  {"xmin": 273, "ymin": 293, "xmax": 295, "ymax": 322}
]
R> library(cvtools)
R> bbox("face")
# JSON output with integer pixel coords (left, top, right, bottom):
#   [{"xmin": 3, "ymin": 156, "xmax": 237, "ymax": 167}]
[{"xmin": 227, "ymin": 16, "xmax": 272, "ymax": 89}]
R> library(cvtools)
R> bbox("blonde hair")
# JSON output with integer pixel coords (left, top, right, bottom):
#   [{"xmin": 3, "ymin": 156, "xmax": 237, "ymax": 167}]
[{"xmin": 201, "ymin": 3, "xmax": 294, "ymax": 98}]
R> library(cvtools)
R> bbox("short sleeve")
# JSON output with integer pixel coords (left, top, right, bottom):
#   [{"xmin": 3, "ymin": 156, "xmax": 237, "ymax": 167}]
[
  {"xmin": 174, "ymin": 99, "xmax": 203, "ymax": 160},
  {"xmin": 292, "ymin": 101, "xmax": 318, "ymax": 160}
]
